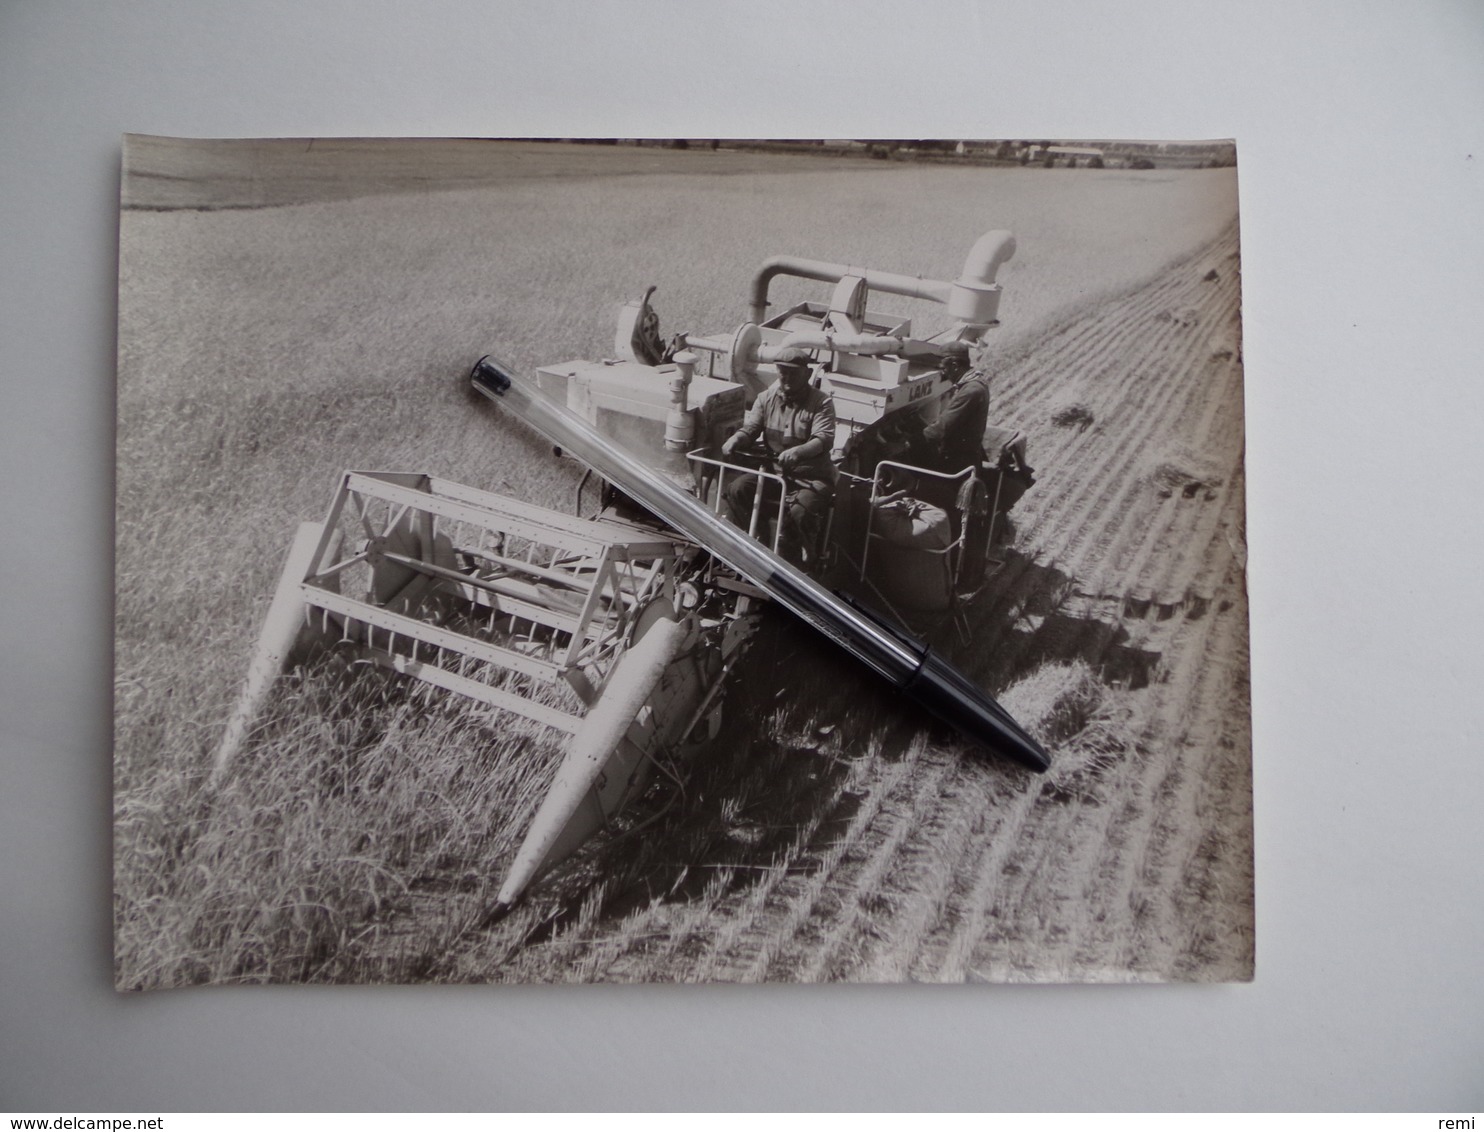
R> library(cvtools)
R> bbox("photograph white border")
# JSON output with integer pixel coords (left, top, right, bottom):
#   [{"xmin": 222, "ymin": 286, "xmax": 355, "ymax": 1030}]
[{"xmin": 3, "ymin": 0, "xmax": 1481, "ymax": 1111}]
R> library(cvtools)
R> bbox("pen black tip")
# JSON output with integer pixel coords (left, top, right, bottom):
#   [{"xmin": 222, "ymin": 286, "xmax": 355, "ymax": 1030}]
[{"xmin": 908, "ymin": 651, "xmax": 1050, "ymax": 772}]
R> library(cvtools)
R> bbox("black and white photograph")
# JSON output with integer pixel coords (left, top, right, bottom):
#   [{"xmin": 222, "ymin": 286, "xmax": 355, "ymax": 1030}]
[
  {"xmin": 9, "ymin": 0, "xmax": 1484, "ymax": 1112},
  {"xmin": 112, "ymin": 135, "xmax": 1251, "ymax": 988}
]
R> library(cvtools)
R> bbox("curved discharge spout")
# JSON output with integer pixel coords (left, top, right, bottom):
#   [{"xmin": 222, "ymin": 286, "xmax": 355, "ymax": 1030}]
[{"xmin": 747, "ymin": 229, "xmax": 1015, "ymax": 327}]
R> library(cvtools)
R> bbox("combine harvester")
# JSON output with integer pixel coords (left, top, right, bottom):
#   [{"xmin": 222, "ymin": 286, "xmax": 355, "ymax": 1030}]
[{"xmin": 212, "ymin": 231, "xmax": 1038, "ymax": 907}]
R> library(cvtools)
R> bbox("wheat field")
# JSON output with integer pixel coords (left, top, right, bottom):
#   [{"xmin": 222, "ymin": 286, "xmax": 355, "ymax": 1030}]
[{"xmin": 115, "ymin": 139, "xmax": 1249, "ymax": 987}]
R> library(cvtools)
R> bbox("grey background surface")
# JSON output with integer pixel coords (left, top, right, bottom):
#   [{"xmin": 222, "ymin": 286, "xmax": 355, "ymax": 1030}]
[{"xmin": 2, "ymin": 0, "xmax": 1481, "ymax": 1112}]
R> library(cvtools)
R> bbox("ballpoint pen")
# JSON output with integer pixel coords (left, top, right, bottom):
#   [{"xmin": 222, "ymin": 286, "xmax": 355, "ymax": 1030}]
[{"xmin": 470, "ymin": 355, "xmax": 1050, "ymax": 773}]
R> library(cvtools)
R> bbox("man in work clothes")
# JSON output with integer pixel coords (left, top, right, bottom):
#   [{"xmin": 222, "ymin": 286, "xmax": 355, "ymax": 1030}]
[
  {"xmin": 921, "ymin": 342, "xmax": 992, "ymax": 473},
  {"xmin": 721, "ymin": 349, "xmax": 838, "ymax": 564}
]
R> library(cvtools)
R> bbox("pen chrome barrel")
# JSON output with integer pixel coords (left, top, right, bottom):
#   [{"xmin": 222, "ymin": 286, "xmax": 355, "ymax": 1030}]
[{"xmin": 470, "ymin": 356, "xmax": 1049, "ymax": 772}]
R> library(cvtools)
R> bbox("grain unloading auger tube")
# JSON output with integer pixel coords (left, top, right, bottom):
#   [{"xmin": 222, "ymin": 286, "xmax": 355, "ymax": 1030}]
[{"xmin": 209, "ymin": 470, "xmax": 742, "ymax": 906}]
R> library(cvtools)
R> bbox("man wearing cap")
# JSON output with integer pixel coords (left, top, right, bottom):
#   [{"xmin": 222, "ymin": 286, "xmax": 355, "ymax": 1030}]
[
  {"xmin": 720, "ymin": 349, "xmax": 838, "ymax": 563},
  {"xmin": 921, "ymin": 342, "xmax": 992, "ymax": 473}
]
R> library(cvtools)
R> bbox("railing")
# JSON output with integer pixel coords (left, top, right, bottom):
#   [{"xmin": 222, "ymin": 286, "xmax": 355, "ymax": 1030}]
[
  {"xmin": 686, "ymin": 449, "xmax": 790, "ymax": 556},
  {"xmin": 860, "ymin": 459, "xmax": 980, "ymax": 587}
]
